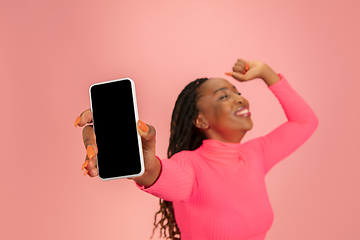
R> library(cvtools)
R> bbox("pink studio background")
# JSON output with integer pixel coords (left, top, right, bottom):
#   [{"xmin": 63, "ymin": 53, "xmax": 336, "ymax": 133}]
[{"xmin": 1, "ymin": 0, "xmax": 359, "ymax": 239}]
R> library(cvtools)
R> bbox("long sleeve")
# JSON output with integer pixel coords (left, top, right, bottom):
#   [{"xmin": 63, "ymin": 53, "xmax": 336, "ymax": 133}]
[
  {"xmin": 135, "ymin": 151, "xmax": 196, "ymax": 202},
  {"xmin": 133, "ymin": 74, "xmax": 319, "ymax": 240},
  {"xmin": 257, "ymin": 74, "xmax": 319, "ymax": 174}
]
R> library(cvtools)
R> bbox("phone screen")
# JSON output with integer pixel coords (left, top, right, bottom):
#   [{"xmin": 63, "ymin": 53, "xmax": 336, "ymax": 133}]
[{"xmin": 89, "ymin": 78, "xmax": 144, "ymax": 180}]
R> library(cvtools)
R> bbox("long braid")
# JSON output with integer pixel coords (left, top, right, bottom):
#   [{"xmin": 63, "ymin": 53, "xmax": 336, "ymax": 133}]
[{"xmin": 150, "ymin": 78, "xmax": 209, "ymax": 240}]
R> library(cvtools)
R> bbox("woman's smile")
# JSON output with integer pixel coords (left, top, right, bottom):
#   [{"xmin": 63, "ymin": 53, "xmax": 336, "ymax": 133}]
[{"xmin": 234, "ymin": 106, "xmax": 251, "ymax": 117}]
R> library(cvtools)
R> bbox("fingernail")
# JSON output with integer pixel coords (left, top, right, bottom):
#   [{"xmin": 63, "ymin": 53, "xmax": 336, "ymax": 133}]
[
  {"xmin": 74, "ymin": 116, "xmax": 81, "ymax": 127},
  {"xmin": 87, "ymin": 145, "xmax": 95, "ymax": 159},
  {"xmin": 245, "ymin": 63, "xmax": 249, "ymax": 71},
  {"xmin": 225, "ymin": 72, "xmax": 232, "ymax": 76},
  {"xmin": 81, "ymin": 160, "xmax": 89, "ymax": 171},
  {"xmin": 83, "ymin": 169, "xmax": 88, "ymax": 176},
  {"xmin": 138, "ymin": 120, "xmax": 149, "ymax": 133}
]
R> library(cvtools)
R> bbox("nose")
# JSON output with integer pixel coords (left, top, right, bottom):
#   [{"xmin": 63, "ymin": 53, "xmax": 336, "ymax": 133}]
[{"xmin": 233, "ymin": 92, "xmax": 244, "ymax": 104}]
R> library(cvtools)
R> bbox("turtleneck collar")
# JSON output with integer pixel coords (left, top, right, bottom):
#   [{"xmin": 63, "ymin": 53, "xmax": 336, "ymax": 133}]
[{"xmin": 196, "ymin": 139, "xmax": 243, "ymax": 162}]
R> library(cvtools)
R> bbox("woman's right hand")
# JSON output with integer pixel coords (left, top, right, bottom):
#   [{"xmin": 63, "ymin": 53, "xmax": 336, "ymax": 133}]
[{"xmin": 74, "ymin": 109, "xmax": 158, "ymax": 181}]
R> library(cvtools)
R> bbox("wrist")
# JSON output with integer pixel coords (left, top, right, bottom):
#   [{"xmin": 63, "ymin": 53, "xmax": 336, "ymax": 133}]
[
  {"xmin": 132, "ymin": 156, "xmax": 161, "ymax": 187},
  {"xmin": 145, "ymin": 156, "xmax": 160, "ymax": 174},
  {"xmin": 260, "ymin": 64, "xmax": 281, "ymax": 86}
]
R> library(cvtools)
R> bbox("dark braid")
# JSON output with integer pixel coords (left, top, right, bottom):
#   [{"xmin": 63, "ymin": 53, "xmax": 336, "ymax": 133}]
[{"xmin": 150, "ymin": 78, "xmax": 209, "ymax": 240}]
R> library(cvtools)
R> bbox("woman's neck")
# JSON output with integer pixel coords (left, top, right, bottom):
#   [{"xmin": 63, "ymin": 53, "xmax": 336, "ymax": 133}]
[{"xmin": 204, "ymin": 130, "xmax": 247, "ymax": 144}]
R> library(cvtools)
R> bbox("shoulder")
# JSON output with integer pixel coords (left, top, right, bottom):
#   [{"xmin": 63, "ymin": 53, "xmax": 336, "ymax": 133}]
[
  {"xmin": 242, "ymin": 137, "xmax": 265, "ymax": 153},
  {"xmin": 166, "ymin": 150, "xmax": 202, "ymax": 170},
  {"xmin": 161, "ymin": 150, "xmax": 199, "ymax": 177},
  {"xmin": 170, "ymin": 150, "xmax": 200, "ymax": 162}
]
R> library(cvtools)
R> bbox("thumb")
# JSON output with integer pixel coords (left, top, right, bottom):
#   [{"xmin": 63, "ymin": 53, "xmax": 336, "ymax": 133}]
[
  {"xmin": 136, "ymin": 120, "xmax": 157, "ymax": 172},
  {"xmin": 137, "ymin": 120, "xmax": 156, "ymax": 148},
  {"xmin": 225, "ymin": 72, "xmax": 247, "ymax": 82}
]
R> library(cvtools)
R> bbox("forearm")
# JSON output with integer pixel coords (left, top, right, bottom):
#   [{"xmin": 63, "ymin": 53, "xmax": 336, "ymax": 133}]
[
  {"xmin": 269, "ymin": 75, "xmax": 318, "ymax": 125},
  {"xmin": 260, "ymin": 75, "xmax": 319, "ymax": 173}
]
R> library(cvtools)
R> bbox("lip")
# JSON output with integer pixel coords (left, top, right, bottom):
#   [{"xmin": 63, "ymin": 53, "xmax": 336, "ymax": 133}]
[{"xmin": 234, "ymin": 106, "xmax": 251, "ymax": 117}]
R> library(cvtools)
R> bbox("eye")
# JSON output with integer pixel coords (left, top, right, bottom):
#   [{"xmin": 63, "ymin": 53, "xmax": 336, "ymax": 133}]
[
  {"xmin": 219, "ymin": 94, "xmax": 228, "ymax": 100},
  {"xmin": 237, "ymin": 92, "xmax": 242, "ymax": 95}
]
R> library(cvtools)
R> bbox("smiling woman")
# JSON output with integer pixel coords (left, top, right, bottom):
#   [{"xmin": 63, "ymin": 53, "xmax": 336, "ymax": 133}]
[
  {"xmin": 193, "ymin": 78, "xmax": 254, "ymax": 143},
  {"xmin": 76, "ymin": 58, "xmax": 318, "ymax": 240}
]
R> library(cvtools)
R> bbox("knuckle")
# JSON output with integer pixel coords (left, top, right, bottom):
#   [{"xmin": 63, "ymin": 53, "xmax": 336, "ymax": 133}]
[
  {"xmin": 82, "ymin": 108, "xmax": 92, "ymax": 117},
  {"xmin": 146, "ymin": 125, "xmax": 156, "ymax": 136},
  {"xmin": 82, "ymin": 126, "xmax": 95, "ymax": 142},
  {"xmin": 82, "ymin": 124, "xmax": 93, "ymax": 134},
  {"xmin": 234, "ymin": 66, "xmax": 241, "ymax": 72},
  {"xmin": 88, "ymin": 167, "xmax": 98, "ymax": 177}
]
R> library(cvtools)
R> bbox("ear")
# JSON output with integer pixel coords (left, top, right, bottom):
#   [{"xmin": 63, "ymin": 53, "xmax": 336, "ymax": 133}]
[{"xmin": 193, "ymin": 113, "xmax": 209, "ymax": 130}]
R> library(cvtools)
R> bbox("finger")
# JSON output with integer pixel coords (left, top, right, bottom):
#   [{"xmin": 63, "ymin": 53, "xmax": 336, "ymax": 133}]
[
  {"xmin": 84, "ymin": 153, "xmax": 97, "ymax": 170},
  {"xmin": 236, "ymin": 58, "xmax": 246, "ymax": 65},
  {"xmin": 82, "ymin": 125, "xmax": 98, "ymax": 160},
  {"xmin": 74, "ymin": 109, "xmax": 93, "ymax": 127},
  {"xmin": 233, "ymin": 61, "xmax": 249, "ymax": 73},
  {"xmin": 137, "ymin": 120, "xmax": 156, "ymax": 149},
  {"xmin": 84, "ymin": 166, "xmax": 98, "ymax": 177},
  {"xmin": 82, "ymin": 154, "xmax": 97, "ymax": 177},
  {"xmin": 234, "ymin": 61, "xmax": 245, "ymax": 68},
  {"xmin": 233, "ymin": 65, "xmax": 245, "ymax": 73},
  {"xmin": 244, "ymin": 62, "xmax": 249, "ymax": 71},
  {"xmin": 225, "ymin": 71, "xmax": 249, "ymax": 82},
  {"xmin": 137, "ymin": 120, "xmax": 150, "ymax": 134},
  {"xmin": 81, "ymin": 159, "xmax": 90, "ymax": 171}
]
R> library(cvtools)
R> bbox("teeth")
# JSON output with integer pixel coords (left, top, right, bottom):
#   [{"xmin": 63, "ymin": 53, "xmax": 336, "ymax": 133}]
[{"xmin": 236, "ymin": 108, "xmax": 249, "ymax": 115}]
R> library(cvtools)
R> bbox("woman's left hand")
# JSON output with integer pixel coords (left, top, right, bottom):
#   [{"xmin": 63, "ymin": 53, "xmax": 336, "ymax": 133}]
[{"xmin": 226, "ymin": 58, "xmax": 280, "ymax": 86}]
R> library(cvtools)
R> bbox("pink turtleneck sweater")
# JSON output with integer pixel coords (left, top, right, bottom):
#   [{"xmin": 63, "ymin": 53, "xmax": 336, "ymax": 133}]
[{"xmin": 136, "ymin": 74, "xmax": 318, "ymax": 240}]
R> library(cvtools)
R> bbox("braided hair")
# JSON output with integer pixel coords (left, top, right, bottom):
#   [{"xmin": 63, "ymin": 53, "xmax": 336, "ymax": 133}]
[{"xmin": 150, "ymin": 78, "xmax": 209, "ymax": 240}]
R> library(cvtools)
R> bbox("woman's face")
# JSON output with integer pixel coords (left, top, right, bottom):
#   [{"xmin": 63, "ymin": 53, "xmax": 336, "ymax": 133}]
[{"xmin": 195, "ymin": 78, "xmax": 253, "ymax": 143}]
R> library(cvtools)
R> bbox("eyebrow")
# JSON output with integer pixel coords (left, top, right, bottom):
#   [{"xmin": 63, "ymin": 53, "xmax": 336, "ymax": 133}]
[{"xmin": 213, "ymin": 86, "xmax": 236, "ymax": 95}]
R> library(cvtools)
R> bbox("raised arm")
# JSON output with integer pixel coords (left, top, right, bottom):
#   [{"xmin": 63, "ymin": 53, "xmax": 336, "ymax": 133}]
[
  {"xmin": 227, "ymin": 59, "xmax": 319, "ymax": 173},
  {"xmin": 257, "ymin": 75, "xmax": 318, "ymax": 173}
]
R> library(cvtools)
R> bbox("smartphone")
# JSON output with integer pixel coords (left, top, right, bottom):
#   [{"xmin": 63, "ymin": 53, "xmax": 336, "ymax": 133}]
[{"xmin": 89, "ymin": 78, "xmax": 145, "ymax": 181}]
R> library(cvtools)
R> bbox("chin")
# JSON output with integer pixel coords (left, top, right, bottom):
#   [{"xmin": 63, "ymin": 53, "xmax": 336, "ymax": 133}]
[
  {"xmin": 243, "ymin": 125, "xmax": 253, "ymax": 132},
  {"xmin": 242, "ymin": 119, "xmax": 253, "ymax": 131},
  {"xmin": 248, "ymin": 121, "xmax": 254, "ymax": 130}
]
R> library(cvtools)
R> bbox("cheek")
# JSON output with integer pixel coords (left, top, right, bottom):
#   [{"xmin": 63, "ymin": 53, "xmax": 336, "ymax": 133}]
[{"xmin": 214, "ymin": 104, "xmax": 232, "ymax": 118}]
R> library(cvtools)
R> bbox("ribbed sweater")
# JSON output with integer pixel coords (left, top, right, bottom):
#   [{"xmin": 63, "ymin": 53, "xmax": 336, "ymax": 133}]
[{"xmin": 136, "ymin": 74, "xmax": 319, "ymax": 240}]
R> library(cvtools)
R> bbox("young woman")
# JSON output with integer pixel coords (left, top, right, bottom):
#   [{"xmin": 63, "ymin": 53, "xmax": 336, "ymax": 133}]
[{"xmin": 75, "ymin": 59, "xmax": 318, "ymax": 240}]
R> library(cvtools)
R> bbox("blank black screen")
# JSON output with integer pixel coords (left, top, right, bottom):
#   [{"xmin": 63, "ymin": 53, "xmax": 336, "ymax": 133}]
[{"xmin": 90, "ymin": 79, "xmax": 142, "ymax": 179}]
